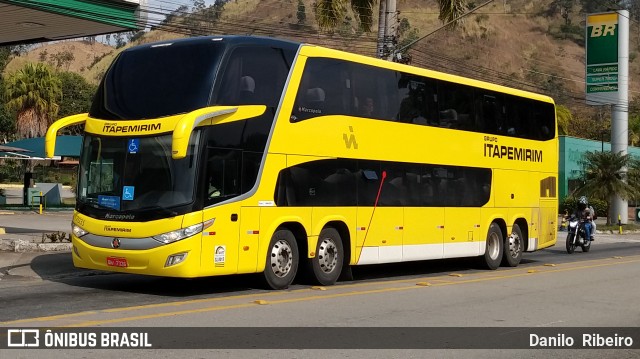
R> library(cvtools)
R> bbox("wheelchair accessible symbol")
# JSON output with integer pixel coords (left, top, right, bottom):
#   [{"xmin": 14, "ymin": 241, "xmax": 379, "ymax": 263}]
[
  {"xmin": 123, "ymin": 186, "xmax": 135, "ymax": 201},
  {"xmin": 128, "ymin": 139, "xmax": 140, "ymax": 154}
]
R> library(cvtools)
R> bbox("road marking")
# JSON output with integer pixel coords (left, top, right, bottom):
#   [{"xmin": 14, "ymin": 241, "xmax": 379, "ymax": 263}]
[{"xmin": 4, "ymin": 255, "xmax": 640, "ymax": 327}]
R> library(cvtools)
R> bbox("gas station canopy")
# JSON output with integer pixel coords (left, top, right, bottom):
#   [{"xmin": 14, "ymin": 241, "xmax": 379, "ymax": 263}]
[{"xmin": 0, "ymin": 0, "xmax": 144, "ymax": 46}]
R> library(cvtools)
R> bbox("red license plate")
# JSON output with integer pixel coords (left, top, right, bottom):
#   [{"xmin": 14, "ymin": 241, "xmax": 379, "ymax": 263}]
[{"xmin": 106, "ymin": 256, "xmax": 128, "ymax": 268}]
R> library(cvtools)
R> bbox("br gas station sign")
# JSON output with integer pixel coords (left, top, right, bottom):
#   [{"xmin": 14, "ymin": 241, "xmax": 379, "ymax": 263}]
[{"xmin": 586, "ymin": 12, "xmax": 620, "ymax": 105}]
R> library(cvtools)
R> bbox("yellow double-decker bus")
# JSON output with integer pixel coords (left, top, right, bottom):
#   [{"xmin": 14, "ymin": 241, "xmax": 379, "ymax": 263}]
[{"xmin": 46, "ymin": 36, "xmax": 557, "ymax": 289}]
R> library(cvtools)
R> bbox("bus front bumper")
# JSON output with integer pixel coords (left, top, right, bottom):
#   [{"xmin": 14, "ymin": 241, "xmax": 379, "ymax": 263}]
[{"xmin": 71, "ymin": 234, "xmax": 202, "ymax": 277}]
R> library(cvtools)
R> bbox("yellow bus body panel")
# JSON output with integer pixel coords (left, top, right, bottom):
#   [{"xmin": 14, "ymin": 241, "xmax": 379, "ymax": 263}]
[{"xmin": 61, "ymin": 41, "xmax": 557, "ymax": 278}]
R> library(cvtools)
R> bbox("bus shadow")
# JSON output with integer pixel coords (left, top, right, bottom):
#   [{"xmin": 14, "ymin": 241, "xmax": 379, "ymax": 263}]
[{"xmin": 30, "ymin": 252, "xmax": 552, "ymax": 298}]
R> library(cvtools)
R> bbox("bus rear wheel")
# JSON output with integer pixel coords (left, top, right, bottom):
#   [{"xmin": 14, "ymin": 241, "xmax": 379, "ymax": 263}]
[
  {"xmin": 308, "ymin": 227, "xmax": 344, "ymax": 286},
  {"xmin": 502, "ymin": 224, "xmax": 523, "ymax": 267},
  {"xmin": 480, "ymin": 223, "xmax": 503, "ymax": 270},
  {"xmin": 262, "ymin": 229, "xmax": 299, "ymax": 290}
]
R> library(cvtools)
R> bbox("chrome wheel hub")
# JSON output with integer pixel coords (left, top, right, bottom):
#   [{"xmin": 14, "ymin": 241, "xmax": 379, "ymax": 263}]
[
  {"xmin": 317, "ymin": 238, "xmax": 338, "ymax": 274},
  {"xmin": 270, "ymin": 239, "xmax": 293, "ymax": 278},
  {"xmin": 487, "ymin": 232, "xmax": 500, "ymax": 260}
]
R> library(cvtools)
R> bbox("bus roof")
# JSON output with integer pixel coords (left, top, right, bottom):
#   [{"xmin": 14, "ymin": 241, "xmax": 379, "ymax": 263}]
[
  {"xmin": 125, "ymin": 35, "xmax": 553, "ymax": 105},
  {"xmin": 298, "ymin": 43, "xmax": 555, "ymax": 105},
  {"xmin": 124, "ymin": 35, "xmax": 301, "ymax": 53}
]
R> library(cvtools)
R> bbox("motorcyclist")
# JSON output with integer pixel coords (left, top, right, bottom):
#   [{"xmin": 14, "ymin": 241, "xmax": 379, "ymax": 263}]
[{"xmin": 574, "ymin": 196, "xmax": 595, "ymax": 242}]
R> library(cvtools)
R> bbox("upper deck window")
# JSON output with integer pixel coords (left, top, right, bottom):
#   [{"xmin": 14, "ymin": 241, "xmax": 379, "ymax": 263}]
[
  {"xmin": 291, "ymin": 57, "xmax": 555, "ymax": 141},
  {"xmin": 90, "ymin": 42, "xmax": 224, "ymax": 120}
]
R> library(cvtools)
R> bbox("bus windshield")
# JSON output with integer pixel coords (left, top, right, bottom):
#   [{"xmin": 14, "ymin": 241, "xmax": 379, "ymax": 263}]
[
  {"xmin": 90, "ymin": 41, "xmax": 224, "ymax": 120},
  {"xmin": 77, "ymin": 133, "xmax": 200, "ymax": 216}
]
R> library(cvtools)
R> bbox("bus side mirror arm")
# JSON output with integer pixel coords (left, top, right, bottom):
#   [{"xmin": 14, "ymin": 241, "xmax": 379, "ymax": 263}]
[
  {"xmin": 45, "ymin": 113, "xmax": 88, "ymax": 158},
  {"xmin": 172, "ymin": 105, "xmax": 266, "ymax": 159}
]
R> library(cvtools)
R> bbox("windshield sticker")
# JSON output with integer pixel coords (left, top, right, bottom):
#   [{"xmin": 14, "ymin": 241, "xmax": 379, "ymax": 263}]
[
  {"xmin": 214, "ymin": 245, "xmax": 226, "ymax": 267},
  {"xmin": 122, "ymin": 186, "xmax": 135, "ymax": 201},
  {"xmin": 128, "ymin": 139, "xmax": 140, "ymax": 154},
  {"xmin": 98, "ymin": 195, "xmax": 121, "ymax": 210}
]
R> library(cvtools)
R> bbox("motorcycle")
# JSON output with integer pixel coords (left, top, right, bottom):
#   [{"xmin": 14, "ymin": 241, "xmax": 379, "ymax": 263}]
[{"xmin": 566, "ymin": 215, "xmax": 592, "ymax": 254}]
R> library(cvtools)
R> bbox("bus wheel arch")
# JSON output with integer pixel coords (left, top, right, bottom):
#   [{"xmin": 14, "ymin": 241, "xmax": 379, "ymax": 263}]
[
  {"xmin": 502, "ymin": 218, "xmax": 527, "ymax": 267},
  {"xmin": 262, "ymin": 223, "xmax": 306, "ymax": 290},
  {"xmin": 308, "ymin": 222, "xmax": 349, "ymax": 286}
]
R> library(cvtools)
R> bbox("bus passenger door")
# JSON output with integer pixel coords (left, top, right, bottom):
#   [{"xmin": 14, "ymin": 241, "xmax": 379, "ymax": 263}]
[
  {"xmin": 443, "ymin": 208, "xmax": 481, "ymax": 258},
  {"xmin": 403, "ymin": 208, "xmax": 444, "ymax": 261},
  {"xmin": 238, "ymin": 207, "xmax": 261, "ymax": 273},
  {"xmin": 356, "ymin": 208, "xmax": 403, "ymax": 264}
]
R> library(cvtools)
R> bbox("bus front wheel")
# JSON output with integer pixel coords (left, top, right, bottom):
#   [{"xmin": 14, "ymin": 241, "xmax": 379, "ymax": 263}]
[
  {"xmin": 262, "ymin": 229, "xmax": 299, "ymax": 290},
  {"xmin": 481, "ymin": 223, "xmax": 503, "ymax": 270},
  {"xmin": 309, "ymin": 227, "xmax": 344, "ymax": 286}
]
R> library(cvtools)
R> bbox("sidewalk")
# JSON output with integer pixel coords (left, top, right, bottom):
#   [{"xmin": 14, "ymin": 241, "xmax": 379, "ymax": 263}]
[{"xmin": 0, "ymin": 210, "xmax": 84, "ymax": 281}]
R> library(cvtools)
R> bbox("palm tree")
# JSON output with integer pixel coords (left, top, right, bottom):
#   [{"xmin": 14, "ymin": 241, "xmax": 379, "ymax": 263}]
[
  {"xmin": 575, "ymin": 151, "xmax": 638, "ymax": 224},
  {"xmin": 4, "ymin": 62, "xmax": 62, "ymax": 139},
  {"xmin": 628, "ymin": 113, "xmax": 640, "ymax": 146},
  {"xmin": 315, "ymin": 0, "xmax": 467, "ymax": 31}
]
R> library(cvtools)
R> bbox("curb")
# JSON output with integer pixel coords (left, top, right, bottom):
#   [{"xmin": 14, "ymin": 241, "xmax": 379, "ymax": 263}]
[{"xmin": 0, "ymin": 239, "xmax": 71, "ymax": 253}]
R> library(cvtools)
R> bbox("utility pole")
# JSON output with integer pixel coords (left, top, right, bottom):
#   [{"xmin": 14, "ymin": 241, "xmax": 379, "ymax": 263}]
[
  {"xmin": 376, "ymin": 0, "xmax": 397, "ymax": 60},
  {"xmin": 384, "ymin": 0, "xmax": 397, "ymax": 60}
]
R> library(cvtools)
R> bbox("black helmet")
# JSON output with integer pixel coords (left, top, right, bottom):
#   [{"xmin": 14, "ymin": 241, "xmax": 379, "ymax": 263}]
[{"xmin": 578, "ymin": 196, "xmax": 588, "ymax": 210}]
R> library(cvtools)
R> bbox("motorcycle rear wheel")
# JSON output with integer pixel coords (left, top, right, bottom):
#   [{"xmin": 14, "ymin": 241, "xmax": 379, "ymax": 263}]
[
  {"xmin": 566, "ymin": 233, "xmax": 576, "ymax": 254},
  {"xmin": 581, "ymin": 239, "xmax": 591, "ymax": 252}
]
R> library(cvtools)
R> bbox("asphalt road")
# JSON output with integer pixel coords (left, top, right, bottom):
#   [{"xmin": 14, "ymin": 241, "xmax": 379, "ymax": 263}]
[{"xmin": 1, "ymin": 221, "xmax": 639, "ymax": 358}]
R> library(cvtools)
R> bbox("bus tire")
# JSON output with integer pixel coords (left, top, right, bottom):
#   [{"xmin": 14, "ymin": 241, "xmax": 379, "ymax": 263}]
[
  {"xmin": 309, "ymin": 227, "xmax": 344, "ymax": 286},
  {"xmin": 481, "ymin": 223, "xmax": 503, "ymax": 270},
  {"xmin": 262, "ymin": 229, "xmax": 299, "ymax": 290},
  {"xmin": 502, "ymin": 224, "xmax": 523, "ymax": 267}
]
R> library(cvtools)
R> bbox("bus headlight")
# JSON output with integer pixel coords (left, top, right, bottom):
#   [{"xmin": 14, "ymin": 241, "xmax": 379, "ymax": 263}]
[
  {"xmin": 72, "ymin": 224, "xmax": 88, "ymax": 238},
  {"xmin": 153, "ymin": 223, "xmax": 204, "ymax": 244},
  {"xmin": 165, "ymin": 252, "xmax": 188, "ymax": 267}
]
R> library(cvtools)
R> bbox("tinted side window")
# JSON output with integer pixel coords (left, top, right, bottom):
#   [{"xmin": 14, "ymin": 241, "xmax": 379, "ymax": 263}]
[
  {"xmin": 437, "ymin": 81, "xmax": 475, "ymax": 130},
  {"xmin": 396, "ymin": 75, "xmax": 438, "ymax": 125},
  {"xmin": 215, "ymin": 46, "xmax": 291, "ymax": 107},
  {"xmin": 350, "ymin": 63, "xmax": 398, "ymax": 121},
  {"xmin": 204, "ymin": 114, "xmax": 272, "ymax": 206},
  {"xmin": 291, "ymin": 58, "xmax": 353, "ymax": 122},
  {"xmin": 274, "ymin": 159, "xmax": 358, "ymax": 206},
  {"xmin": 291, "ymin": 58, "xmax": 554, "ymax": 141},
  {"xmin": 505, "ymin": 97, "xmax": 555, "ymax": 140},
  {"xmin": 473, "ymin": 90, "xmax": 506, "ymax": 135},
  {"xmin": 275, "ymin": 159, "xmax": 491, "ymax": 207}
]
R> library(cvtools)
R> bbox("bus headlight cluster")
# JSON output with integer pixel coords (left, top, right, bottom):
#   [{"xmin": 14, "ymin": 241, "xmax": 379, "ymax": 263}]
[
  {"xmin": 72, "ymin": 224, "xmax": 88, "ymax": 238},
  {"xmin": 153, "ymin": 223, "xmax": 204, "ymax": 244}
]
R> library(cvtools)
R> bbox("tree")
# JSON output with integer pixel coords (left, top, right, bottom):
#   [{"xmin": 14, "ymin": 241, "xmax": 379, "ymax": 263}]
[
  {"xmin": 49, "ymin": 50, "xmax": 75, "ymax": 71},
  {"xmin": 56, "ymin": 72, "xmax": 97, "ymax": 135},
  {"xmin": 436, "ymin": 0, "xmax": 468, "ymax": 29},
  {"xmin": 315, "ymin": 0, "xmax": 467, "ymax": 32},
  {"xmin": 57, "ymin": 72, "xmax": 97, "ymax": 119},
  {"xmin": 575, "ymin": 151, "xmax": 637, "ymax": 224},
  {"xmin": 555, "ymin": 104, "xmax": 572, "ymax": 135},
  {"xmin": 4, "ymin": 63, "xmax": 62, "ymax": 139},
  {"xmin": 0, "ymin": 77, "xmax": 16, "ymax": 142},
  {"xmin": 297, "ymin": 0, "xmax": 307, "ymax": 25}
]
